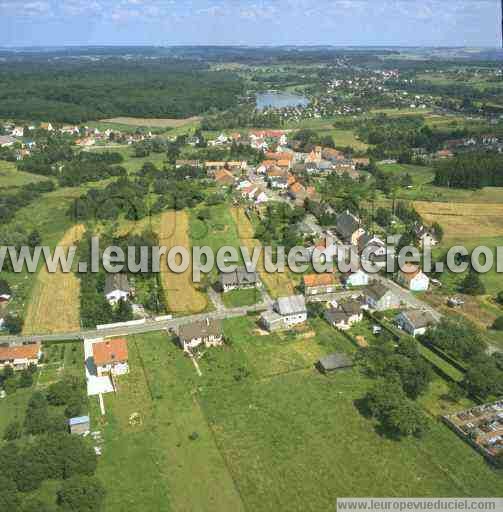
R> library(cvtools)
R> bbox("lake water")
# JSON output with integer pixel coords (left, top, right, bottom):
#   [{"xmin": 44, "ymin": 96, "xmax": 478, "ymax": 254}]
[{"xmin": 256, "ymin": 91, "xmax": 309, "ymax": 110}]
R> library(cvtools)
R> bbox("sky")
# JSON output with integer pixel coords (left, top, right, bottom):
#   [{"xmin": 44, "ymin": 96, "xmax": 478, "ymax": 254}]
[{"xmin": 0, "ymin": 0, "xmax": 501, "ymax": 48}]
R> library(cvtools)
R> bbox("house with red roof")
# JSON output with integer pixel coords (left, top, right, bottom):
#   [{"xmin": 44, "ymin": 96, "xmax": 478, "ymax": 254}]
[
  {"xmin": 93, "ymin": 338, "xmax": 129, "ymax": 377},
  {"xmin": 0, "ymin": 342, "xmax": 42, "ymax": 370}
]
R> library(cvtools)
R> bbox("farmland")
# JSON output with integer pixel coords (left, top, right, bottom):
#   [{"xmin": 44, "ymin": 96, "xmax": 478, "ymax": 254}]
[
  {"xmin": 158, "ymin": 210, "xmax": 208, "ymax": 314},
  {"xmin": 231, "ymin": 207, "xmax": 296, "ymax": 298},
  {"xmin": 23, "ymin": 224, "xmax": 85, "ymax": 335},
  {"xmin": 0, "ymin": 159, "xmax": 51, "ymax": 190},
  {"xmin": 99, "ymin": 116, "xmax": 202, "ymax": 129},
  {"xmin": 88, "ymin": 320, "xmax": 502, "ymax": 511}
]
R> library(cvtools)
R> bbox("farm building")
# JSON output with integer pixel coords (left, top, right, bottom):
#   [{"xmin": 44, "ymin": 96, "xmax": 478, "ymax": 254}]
[
  {"xmin": 93, "ymin": 338, "xmax": 129, "ymax": 377},
  {"xmin": 0, "ymin": 342, "xmax": 42, "ymax": 370},
  {"xmin": 178, "ymin": 318, "xmax": 224, "ymax": 352}
]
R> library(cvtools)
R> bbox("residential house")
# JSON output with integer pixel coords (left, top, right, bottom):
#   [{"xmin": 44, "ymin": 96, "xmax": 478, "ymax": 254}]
[
  {"xmin": 260, "ymin": 295, "xmax": 307, "ymax": 332},
  {"xmin": 240, "ymin": 185, "xmax": 268, "ymax": 204},
  {"xmin": 266, "ymin": 166, "xmax": 289, "ymax": 189},
  {"xmin": 219, "ymin": 268, "xmax": 261, "ymax": 293},
  {"xmin": 365, "ymin": 283, "xmax": 401, "ymax": 311},
  {"xmin": 395, "ymin": 310, "xmax": 437, "ymax": 337},
  {"xmin": 311, "ymin": 237, "xmax": 338, "ymax": 263},
  {"xmin": 175, "ymin": 159, "xmax": 202, "ymax": 169},
  {"xmin": 343, "ymin": 269, "xmax": 369, "ymax": 288},
  {"xmin": 205, "ymin": 161, "xmax": 246, "ymax": 177},
  {"xmin": 303, "ymin": 273, "xmax": 341, "ymax": 300},
  {"xmin": 214, "ymin": 169, "xmax": 236, "ymax": 187},
  {"xmin": 93, "ymin": 338, "xmax": 129, "ymax": 377},
  {"xmin": 0, "ymin": 342, "xmax": 42, "ymax": 370},
  {"xmin": 397, "ymin": 264, "xmax": 430, "ymax": 292},
  {"xmin": 324, "ymin": 299, "xmax": 363, "ymax": 330},
  {"xmin": 316, "ymin": 352, "xmax": 354, "ymax": 374},
  {"xmin": 414, "ymin": 224, "xmax": 438, "ymax": 249},
  {"xmin": 39, "ymin": 122, "xmax": 54, "ymax": 131},
  {"xmin": 0, "ymin": 135, "xmax": 17, "ymax": 147},
  {"xmin": 68, "ymin": 416, "xmax": 91, "ymax": 435},
  {"xmin": 436, "ymin": 149, "xmax": 453, "ymax": 159},
  {"xmin": 336, "ymin": 210, "xmax": 365, "ymax": 245},
  {"xmin": 358, "ymin": 233, "xmax": 386, "ymax": 257},
  {"xmin": 322, "ymin": 147, "xmax": 344, "ymax": 163},
  {"xmin": 352, "ymin": 157, "xmax": 370, "ymax": 168},
  {"xmin": 178, "ymin": 318, "xmax": 224, "ymax": 352},
  {"xmin": 11, "ymin": 126, "xmax": 25, "ymax": 137},
  {"xmin": 104, "ymin": 274, "xmax": 131, "ymax": 305}
]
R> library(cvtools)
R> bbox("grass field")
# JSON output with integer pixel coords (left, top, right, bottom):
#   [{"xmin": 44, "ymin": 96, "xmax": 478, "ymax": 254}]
[
  {"xmin": 23, "ymin": 224, "xmax": 85, "ymax": 335},
  {"xmin": 83, "ymin": 317, "xmax": 503, "ymax": 511},
  {"xmin": 0, "ymin": 159, "xmax": 51, "ymax": 189},
  {"xmin": 92, "ymin": 332, "xmax": 245, "ymax": 512},
  {"xmin": 221, "ymin": 288, "xmax": 261, "ymax": 308},
  {"xmin": 231, "ymin": 207, "xmax": 296, "ymax": 298},
  {"xmin": 158, "ymin": 210, "xmax": 208, "ymax": 314}
]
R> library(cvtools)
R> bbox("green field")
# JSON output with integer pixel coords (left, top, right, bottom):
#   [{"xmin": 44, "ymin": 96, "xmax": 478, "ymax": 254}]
[
  {"xmin": 0, "ymin": 159, "xmax": 51, "ymax": 190},
  {"xmin": 86, "ymin": 318, "xmax": 502, "ymax": 511},
  {"xmin": 221, "ymin": 288, "xmax": 261, "ymax": 308}
]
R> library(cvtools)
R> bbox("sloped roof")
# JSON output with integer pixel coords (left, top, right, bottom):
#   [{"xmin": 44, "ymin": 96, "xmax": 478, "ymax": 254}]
[
  {"xmin": 178, "ymin": 318, "xmax": 223, "ymax": 343},
  {"xmin": 365, "ymin": 282, "xmax": 392, "ymax": 301},
  {"xmin": 276, "ymin": 295, "xmax": 306, "ymax": 316},
  {"xmin": 317, "ymin": 352, "xmax": 354, "ymax": 371},
  {"xmin": 303, "ymin": 274, "xmax": 337, "ymax": 288},
  {"xmin": 105, "ymin": 274, "xmax": 130, "ymax": 295},
  {"xmin": 336, "ymin": 211, "xmax": 361, "ymax": 239},
  {"xmin": 93, "ymin": 338, "xmax": 128, "ymax": 366},
  {"xmin": 398, "ymin": 310, "xmax": 437, "ymax": 329},
  {"xmin": 220, "ymin": 268, "xmax": 259, "ymax": 286},
  {"xmin": 0, "ymin": 342, "xmax": 41, "ymax": 361}
]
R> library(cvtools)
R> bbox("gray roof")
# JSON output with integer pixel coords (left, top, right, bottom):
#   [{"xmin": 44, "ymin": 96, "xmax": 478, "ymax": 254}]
[
  {"xmin": 220, "ymin": 268, "xmax": 259, "ymax": 287},
  {"xmin": 358, "ymin": 233, "xmax": 385, "ymax": 252},
  {"xmin": 365, "ymin": 283, "xmax": 392, "ymax": 302},
  {"xmin": 178, "ymin": 318, "xmax": 222, "ymax": 342},
  {"xmin": 260, "ymin": 310, "xmax": 283, "ymax": 324},
  {"xmin": 104, "ymin": 274, "xmax": 130, "ymax": 295},
  {"xmin": 336, "ymin": 211, "xmax": 361, "ymax": 239},
  {"xmin": 275, "ymin": 295, "xmax": 306, "ymax": 316},
  {"xmin": 398, "ymin": 310, "xmax": 437, "ymax": 329},
  {"xmin": 69, "ymin": 416, "xmax": 90, "ymax": 426},
  {"xmin": 325, "ymin": 300, "xmax": 362, "ymax": 324},
  {"xmin": 317, "ymin": 352, "xmax": 354, "ymax": 372}
]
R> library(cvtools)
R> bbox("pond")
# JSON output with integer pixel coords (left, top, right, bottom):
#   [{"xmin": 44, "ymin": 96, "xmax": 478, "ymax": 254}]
[{"xmin": 256, "ymin": 91, "xmax": 309, "ymax": 110}]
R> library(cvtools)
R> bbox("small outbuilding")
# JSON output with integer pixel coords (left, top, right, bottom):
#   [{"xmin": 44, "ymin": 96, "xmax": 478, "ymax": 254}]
[
  {"xmin": 316, "ymin": 353, "xmax": 354, "ymax": 374},
  {"xmin": 68, "ymin": 415, "xmax": 91, "ymax": 435}
]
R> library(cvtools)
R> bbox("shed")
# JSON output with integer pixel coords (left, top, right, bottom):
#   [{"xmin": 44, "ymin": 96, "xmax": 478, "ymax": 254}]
[
  {"xmin": 316, "ymin": 353, "xmax": 354, "ymax": 374},
  {"xmin": 69, "ymin": 415, "xmax": 91, "ymax": 435}
]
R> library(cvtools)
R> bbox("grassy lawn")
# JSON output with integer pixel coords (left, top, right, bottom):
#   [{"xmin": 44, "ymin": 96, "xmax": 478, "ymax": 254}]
[
  {"xmin": 0, "ymin": 386, "xmax": 34, "ymax": 438},
  {"xmin": 221, "ymin": 288, "xmax": 261, "ymax": 308}
]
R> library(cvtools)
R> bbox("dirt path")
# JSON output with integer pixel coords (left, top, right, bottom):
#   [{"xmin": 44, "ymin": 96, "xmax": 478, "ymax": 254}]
[
  {"xmin": 158, "ymin": 210, "xmax": 208, "ymax": 314},
  {"xmin": 23, "ymin": 224, "xmax": 85, "ymax": 335}
]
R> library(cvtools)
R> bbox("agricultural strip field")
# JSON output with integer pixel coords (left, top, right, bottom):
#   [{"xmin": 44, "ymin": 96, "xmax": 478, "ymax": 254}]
[
  {"xmin": 98, "ymin": 116, "xmax": 202, "ymax": 128},
  {"xmin": 23, "ymin": 224, "xmax": 85, "ymax": 335},
  {"xmin": 231, "ymin": 207, "xmax": 296, "ymax": 298},
  {"xmin": 158, "ymin": 210, "xmax": 208, "ymax": 314}
]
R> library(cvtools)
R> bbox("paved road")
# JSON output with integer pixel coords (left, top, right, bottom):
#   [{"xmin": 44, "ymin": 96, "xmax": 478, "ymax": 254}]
[{"xmin": 0, "ymin": 302, "xmax": 268, "ymax": 344}]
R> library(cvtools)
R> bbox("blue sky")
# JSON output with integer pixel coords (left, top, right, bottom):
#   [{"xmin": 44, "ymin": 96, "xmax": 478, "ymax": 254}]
[{"xmin": 0, "ymin": 0, "xmax": 500, "ymax": 47}]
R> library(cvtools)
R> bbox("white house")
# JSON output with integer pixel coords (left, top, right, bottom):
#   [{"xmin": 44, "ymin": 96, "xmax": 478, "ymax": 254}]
[
  {"xmin": 397, "ymin": 264, "xmax": 430, "ymax": 292},
  {"xmin": 104, "ymin": 274, "xmax": 131, "ymax": 305},
  {"xmin": 344, "ymin": 269, "xmax": 369, "ymax": 288},
  {"xmin": 92, "ymin": 338, "xmax": 129, "ymax": 377},
  {"xmin": 178, "ymin": 318, "xmax": 224, "ymax": 352},
  {"xmin": 395, "ymin": 310, "xmax": 437, "ymax": 337},
  {"xmin": 260, "ymin": 295, "xmax": 307, "ymax": 331},
  {"xmin": 324, "ymin": 300, "xmax": 363, "ymax": 331},
  {"xmin": 11, "ymin": 126, "xmax": 24, "ymax": 137}
]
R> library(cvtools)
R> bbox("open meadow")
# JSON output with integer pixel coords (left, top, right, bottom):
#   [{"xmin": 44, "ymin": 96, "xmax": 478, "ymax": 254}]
[
  {"xmin": 158, "ymin": 210, "xmax": 208, "ymax": 314},
  {"xmin": 23, "ymin": 224, "xmax": 85, "ymax": 335},
  {"xmin": 88, "ymin": 318, "xmax": 502, "ymax": 512},
  {"xmin": 99, "ymin": 116, "xmax": 201, "ymax": 129},
  {"xmin": 0, "ymin": 159, "xmax": 51, "ymax": 190}
]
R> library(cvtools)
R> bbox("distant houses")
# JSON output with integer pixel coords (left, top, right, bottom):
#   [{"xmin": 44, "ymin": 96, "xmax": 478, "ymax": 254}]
[
  {"xmin": 178, "ymin": 318, "xmax": 224, "ymax": 352},
  {"xmin": 260, "ymin": 295, "xmax": 307, "ymax": 332},
  {"xmin": 219, "ymin": 268, "xmax": 261, "ymax": 293},
  {"xmin": 92, "ymin": 338, "xmax": 129, "ymax": 377},
  {"xmin": 0, "ymin": 342, "xmax": 42, "ymax": 370},
  {"xmin": 104, "ymin": 274, "xmax": 131, "ymax": 305}
]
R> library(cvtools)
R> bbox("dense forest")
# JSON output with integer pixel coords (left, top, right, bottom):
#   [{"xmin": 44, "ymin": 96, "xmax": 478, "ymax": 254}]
[
  {"xmin": 0, "ymin": 59, "xmax": 244, "ymax": 123},
  {"xmin": 433, "ymin": 153, "xmax": 503, "ymax": 189}
]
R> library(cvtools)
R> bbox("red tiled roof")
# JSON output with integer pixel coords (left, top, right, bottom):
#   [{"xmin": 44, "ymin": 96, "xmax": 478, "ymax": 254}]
[
  {"xmin": 0, "ymin": 342, "xmax": 41, "ymax": 361},
  {"xmin": 93, "ymin": 338, "xmax": 128, "ymax": 366},
  {"xmin": 303, "ymin": 274, "xmax": 338, "ymax": 287}
]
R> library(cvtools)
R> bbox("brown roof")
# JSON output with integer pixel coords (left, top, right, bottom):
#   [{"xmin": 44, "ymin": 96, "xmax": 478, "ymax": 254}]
[
  {"xmin": 0, "ymin": 342, "xmax": 41, "ymax": 361},
  {"xmin": 265, "ymin": 152, "xmax": 293, "ymax": 161},
  {"xmin": 93, "ymin": 338, "xmax": 128, "ymax": 366},
  {"xmin": 215, "ymin": 169, "xmax": 235, "ymax": 184},
  {"xmin": 303, "ymin": 274, "xmax": 338, "ymax": 287}
]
